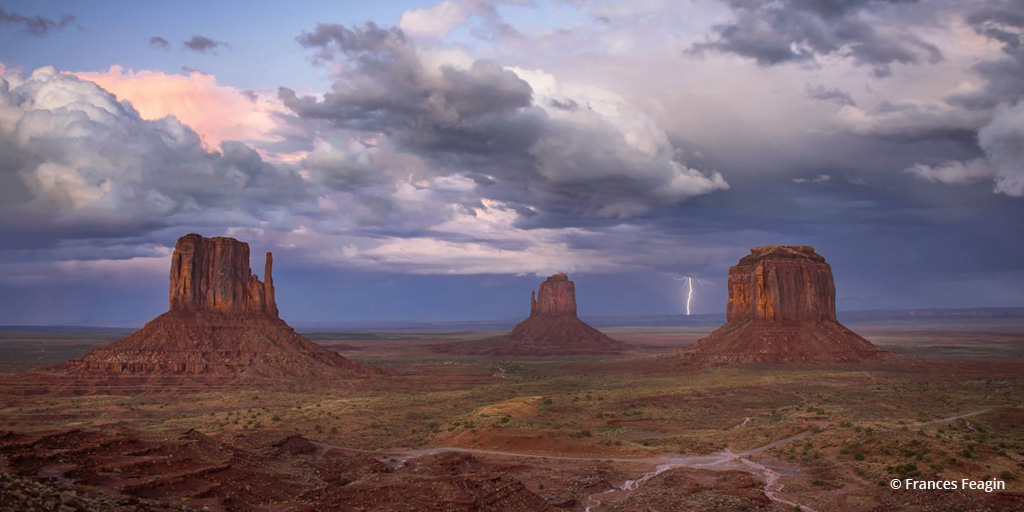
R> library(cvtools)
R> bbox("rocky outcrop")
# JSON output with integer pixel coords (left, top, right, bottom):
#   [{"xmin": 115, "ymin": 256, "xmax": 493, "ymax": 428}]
[
  {"xmin": 0, "ymin": 427, "xmax": 389, "ymax": 511},
  {"xmin": 725, "ymin": 245, "xmax": 835, "ymax": 323},
  {"xmin": 435, "ymin": 273, "xmax": 629, "ymax": 356},
  {"xmin": 530, "ymin": 273, "xmax": 576, "ymax": 316},
  {"xmin": 64, "ymin": 233, "xmax": 378, "ymax": 380},
  {"xmin": 684, "ymin": 245, "xmax": 886, "ymax": 365},
  {"xmin": 169, "ymin": 233, "xmax": 277, "ymax": 315}
]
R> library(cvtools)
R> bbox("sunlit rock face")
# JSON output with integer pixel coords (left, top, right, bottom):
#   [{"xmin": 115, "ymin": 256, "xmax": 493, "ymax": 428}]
[
  {"xmin": 169, "ymin": 233, "xmax": 277, "ymax": 316},
  {"xmin": 725, "ymin": 245, "xmax": 836, "ymax": 323},
  {"xmin": 528, "ymin": 273, "xmax": 577, "ymax": 317}
]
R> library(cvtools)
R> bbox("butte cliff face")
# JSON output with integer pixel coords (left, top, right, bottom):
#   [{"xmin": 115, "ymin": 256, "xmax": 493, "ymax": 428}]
[
  {"xmin": 725, "ymin": 245, "xmax": 836, "ymax": 323},
  {"xmin": 65, "ymin": 233, "xmax": 377, "ymax": 380},
  {"xmin": 169, "ymin": 233, "xmax": 278, "ymax": 316},
  {"xmin": 684, "ymin": 245, "xmax": 886, "ymax": 365},
  {"xmin": 529, "ymin": 273, "xmax": 577, "ymax": 317},
  {"xmin": 436, "ymin": 273, "xmax": 630, "ymax": 356}
]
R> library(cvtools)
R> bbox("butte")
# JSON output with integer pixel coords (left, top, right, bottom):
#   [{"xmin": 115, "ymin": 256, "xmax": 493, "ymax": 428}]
[
  {"xmin": 62, "ymin": 233, "xmax": 378, "ymax": 381},
  {"xmin": 434, "ymin": 273, "xmax": 630, "ymax": 356},
  {"xmin": 682, "ymin": 245, "xmax": 887, "ymax": 365}
]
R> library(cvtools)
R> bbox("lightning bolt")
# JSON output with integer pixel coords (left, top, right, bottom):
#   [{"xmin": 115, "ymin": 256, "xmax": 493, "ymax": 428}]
[
  {"xmin": 673, "ymin": 275, "xmax": 712, "ymax": 316},
  {"xmin": 686, "ymin": 277, "xmax": 694, "ymax": 316}
]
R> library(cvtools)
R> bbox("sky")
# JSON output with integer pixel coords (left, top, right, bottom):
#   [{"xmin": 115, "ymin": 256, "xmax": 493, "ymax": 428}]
[{"xmin": 0, "ymin": 0, "xmax": 1022, "ymax": 326}]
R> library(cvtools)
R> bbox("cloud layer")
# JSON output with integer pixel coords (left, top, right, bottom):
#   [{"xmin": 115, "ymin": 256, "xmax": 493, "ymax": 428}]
[
  {"xmin": 0, "ymin": 67, "xmax": 306, "ymax": 250},
  {"xmin": 691, "ymin": 0, "xmax": 942, "ymax": 77},
  {"xmin": 2, "ymin": 0, "xmax": 1024, "ymax": 323},
  {"xmin": 284, "ymin": 23, "xmax": 727, "ymax": 220},
  {"xmin": 74, "ymin": 66, "xmax": 286, "ymax": 149}
]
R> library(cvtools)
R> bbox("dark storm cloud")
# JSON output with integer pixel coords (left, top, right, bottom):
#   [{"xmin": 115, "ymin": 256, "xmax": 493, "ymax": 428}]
[
  {"xmin": 806, "ymin": 84, "xmax": 856, "ymax": 106},
  {"xmin": 965, "ymin": 0, "xmax": 1024, "ymax": 47},
  {"xmin": 291, "ymin": 23, "xmax": 533, "ymax": 128},
  {"xmin": 183, "ymin": 35, "xmax": 228, "ymax": 53},
  {"xmin": 0, "ymin": 5, "xmax": 78, "ymax": 35},
  {"xmin": 947, "ymin": 0, "xmax": 1024, "ymax": 110},
  {"xmin": 284, "ymin": 23, "xmax": 726, "ymax": 221},
  {"xmin": 862, "ymin": 100, "xmax": 980, "ymax": 143},
  {"xmin": 691, "ymin": 0, "xmax": 941, "ymax": 77},
  {"xmin": 295, "ymin": 22, "xmax": 402, "ymax": 63},
  {"xmin": 549, "ymin": 98, "xmax": 579, "ymax": 111},
  {"xmin": 893, "ymin": 2, "xmax": 1024, "ymax": 197},
  {"xmin": 149, "ymin": 36, "xmax": 170, "ymax": 50}
]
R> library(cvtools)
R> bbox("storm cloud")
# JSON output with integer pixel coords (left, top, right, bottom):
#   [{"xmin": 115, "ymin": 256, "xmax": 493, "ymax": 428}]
[
  {"xmin": 947, "ymin": 0, "xmax": 1024, "ymax": 110},
  {"xmin": 283, "ymin": 23, "xmax": 727, "ymax": 220},
  {"xmin": 806, "ymin": 85, "xmax": 856, "ymax": 106},
  {"xmin": 909, "ymin": 99, "xmax": 1024, "ymax": 196},
  {"xmin": 0, "ymin": 67, "xmax": 307, "ymax": 257},
  {"xmin": 2, "ymin": 0, "xmax": 1024, "ymax": 324},
  {"xmin": 691, "ymin": 0, "xmax": 941, "ymax": 77}
]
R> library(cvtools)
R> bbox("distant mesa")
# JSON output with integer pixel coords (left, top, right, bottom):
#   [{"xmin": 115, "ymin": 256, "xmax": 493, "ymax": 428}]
[
  {"xmin": 434, "ymin": 273, "xmax": 631, "ymax": 356},
  {"xmin": 682, "ymin": 245, "xmax": 887, "ymax": 365},
  {"xmin": 63, "ymin": 233, "xmax": 378, "ymax": 379}
]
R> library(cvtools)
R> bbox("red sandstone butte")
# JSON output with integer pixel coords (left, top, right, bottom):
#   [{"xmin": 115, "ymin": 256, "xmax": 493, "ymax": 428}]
[
  {"xmin": 436, "ymin": 273, "xmax": 630, "ymax": 356},
  {"xmin": 684, "ymin": 245, "xmax": 887, "ymax": 365},
  {"xmin": 64, "ymin": 233, "xmax": 377, "ymax": 379},
  {"xmin": 169, "ymin": 233, "xmax": 278, "ymax": 316}
]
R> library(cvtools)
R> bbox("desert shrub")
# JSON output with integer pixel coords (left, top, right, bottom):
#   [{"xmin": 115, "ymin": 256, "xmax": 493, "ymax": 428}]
[{"xmin": 888, "ymin": 464, "xmax": 920, "ymax": 477}]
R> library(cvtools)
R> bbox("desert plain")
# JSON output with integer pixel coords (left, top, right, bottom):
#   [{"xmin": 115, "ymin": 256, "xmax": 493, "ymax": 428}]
[{"xmin": 1, "ymin": 318, "xmax": 1022, "ymax": 512}]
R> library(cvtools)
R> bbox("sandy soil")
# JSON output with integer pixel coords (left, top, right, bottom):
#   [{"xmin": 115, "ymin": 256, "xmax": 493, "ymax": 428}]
[{"xmin": 1, "ymin": 323, "xmax": 1023, "ymax": 511}]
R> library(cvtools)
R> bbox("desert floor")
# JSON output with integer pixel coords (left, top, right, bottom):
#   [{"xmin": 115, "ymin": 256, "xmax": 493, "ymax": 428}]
[{"xmin": 0, "ymin": 320, "xmax": 1022, "ymax": 511}]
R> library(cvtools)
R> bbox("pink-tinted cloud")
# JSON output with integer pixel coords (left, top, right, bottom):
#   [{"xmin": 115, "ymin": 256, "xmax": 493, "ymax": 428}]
[{"xmin": 73, "ymin": 66, "xmax": 284, "ymax": 150}]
